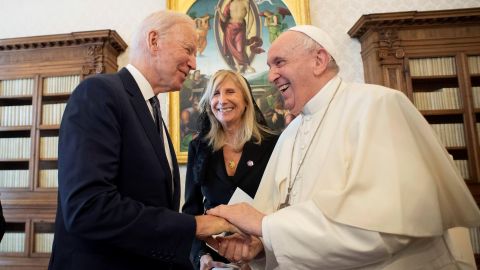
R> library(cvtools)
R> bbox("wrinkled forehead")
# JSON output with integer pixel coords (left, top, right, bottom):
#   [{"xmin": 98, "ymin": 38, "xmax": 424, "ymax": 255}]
[{"xmin": 267, "ymin": 31, "xmax": 306, "ymax": 62}]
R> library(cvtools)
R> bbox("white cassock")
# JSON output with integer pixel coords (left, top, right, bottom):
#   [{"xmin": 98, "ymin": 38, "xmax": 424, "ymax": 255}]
[{"xmin": 250, "ymin": 76, "xmax": 480, "ymax": 270}]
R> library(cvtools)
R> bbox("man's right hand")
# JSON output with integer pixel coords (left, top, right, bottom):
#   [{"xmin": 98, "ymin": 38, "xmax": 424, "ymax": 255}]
[
  {"xmin": 194, "ymin": 215, "xmax": 242, "ymax": 240},
  {"xmin": 216, "ymin": 234, "xmax": 264, "ymax": 265}
]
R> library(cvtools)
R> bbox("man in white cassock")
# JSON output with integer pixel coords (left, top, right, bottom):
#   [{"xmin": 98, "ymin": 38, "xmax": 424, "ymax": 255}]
[{"xmin": 207, "ymin": 25, "xmax": 480, "ymax": 269}]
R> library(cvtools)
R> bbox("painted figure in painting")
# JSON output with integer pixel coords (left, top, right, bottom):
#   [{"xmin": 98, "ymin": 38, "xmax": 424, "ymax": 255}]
[
  {"xmin": 216, "ymin": 0, "xmax": 264, "ymax": 73},
  {"xmin": 195, "ymin": 14, "xmax": 211, "ymax": 56},
  {"xmin": 260, "ymin": 8, "xmax": 291, "ymax": 43},
  {"xmin": 180, "ymin": 70, "xmax": 208, "ymax": 151}
]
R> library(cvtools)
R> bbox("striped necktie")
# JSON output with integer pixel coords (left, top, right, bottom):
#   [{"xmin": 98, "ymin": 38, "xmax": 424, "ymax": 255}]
[{"xmin": 149, "ymin": 96, "xmax": 164, "ymax": 145}]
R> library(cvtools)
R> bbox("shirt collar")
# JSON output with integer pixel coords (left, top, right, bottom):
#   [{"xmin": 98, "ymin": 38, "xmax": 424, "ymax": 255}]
[
  {"xmin": 302, "ymin": 76, "xmax": 341, "ymax": 116},
  {"xmin": 125, "ymin": 64, "xmax": 156, "ymax": 101}
]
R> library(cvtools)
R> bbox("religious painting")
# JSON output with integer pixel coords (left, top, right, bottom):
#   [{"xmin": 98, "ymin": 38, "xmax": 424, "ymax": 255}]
[{"xmin": 168, "ymin": 0, "xmax": 311, "ymax": 163}]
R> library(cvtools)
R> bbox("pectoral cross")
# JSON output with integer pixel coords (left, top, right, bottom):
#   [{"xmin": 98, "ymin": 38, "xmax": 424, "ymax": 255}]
[{"xmin": 277, "ymin": 187, "xmax": 292, "ymax": 210}]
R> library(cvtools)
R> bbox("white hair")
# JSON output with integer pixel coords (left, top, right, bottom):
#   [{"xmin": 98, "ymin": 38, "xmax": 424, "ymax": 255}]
[{"xmin": 129, "ymin": 10, "xmax": 194, "ymax": 62}]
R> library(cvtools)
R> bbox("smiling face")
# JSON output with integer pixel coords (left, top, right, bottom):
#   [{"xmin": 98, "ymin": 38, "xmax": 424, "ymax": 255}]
[
  {"xmin": 151, "ymin": 23, "xmax": 197, "ymax": 92},
  {"xmin": 267, "ymin": 31, "xmax": 319, "ymax": 115},
  {"xmin": 210, "ymin": 78, "xmax": 247, "ymax": 129}
]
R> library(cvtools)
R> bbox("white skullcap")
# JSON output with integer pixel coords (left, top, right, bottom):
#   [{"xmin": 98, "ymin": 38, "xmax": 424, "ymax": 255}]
[{"xmin": 288, "ymin": 25, "xmax": 338, "ymax": 61}]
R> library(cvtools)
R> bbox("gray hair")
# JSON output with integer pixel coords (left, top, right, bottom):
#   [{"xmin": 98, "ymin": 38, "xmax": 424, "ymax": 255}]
[{"xmin": 129, "ymin": 10, "xmax": 194, "ymax": 62}]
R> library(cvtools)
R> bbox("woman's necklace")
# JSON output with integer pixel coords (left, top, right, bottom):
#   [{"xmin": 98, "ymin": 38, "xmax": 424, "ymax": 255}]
[
  {"xmin": 224, "ymin": 143, "xmax": 242, "ymax": 174},
  {"xmin": 277, "ymin": 79, "xmax": 343, "ymax": 210}
]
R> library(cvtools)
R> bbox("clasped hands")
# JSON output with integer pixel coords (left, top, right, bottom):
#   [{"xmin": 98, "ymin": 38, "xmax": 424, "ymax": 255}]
[{"xmin": 195, "ymin": 203, "xmax": 266, "ymax": 269}]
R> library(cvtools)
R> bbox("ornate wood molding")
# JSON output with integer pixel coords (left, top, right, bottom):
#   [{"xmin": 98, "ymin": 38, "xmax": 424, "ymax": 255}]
[
  {"xmin": 348, "ymin": 7, "xmax": 480, "ymax": 39},
  {"xmin": 82, "ymin": 45, "xmax": 105, "ymax": 75},
  {"xmin": 376, "ymin": 28, "xmax": 405, "ymax": 62},
  {"xmin": 0, "ymin": 30, "xmax": 127, "ymax": 53},
  {"xmin": 0, "ymin": 30, "xmax": 127, "ymax": 75}
]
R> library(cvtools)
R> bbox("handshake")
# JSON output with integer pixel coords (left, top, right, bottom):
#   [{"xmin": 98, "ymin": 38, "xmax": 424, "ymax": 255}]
[{"xmin": 194, "ymin": 203, "xmax": 266, "ymax": 269}]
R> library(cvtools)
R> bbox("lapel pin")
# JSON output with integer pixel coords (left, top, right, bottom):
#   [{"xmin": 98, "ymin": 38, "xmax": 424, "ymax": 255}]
[{"xmin": 247, "ymin": 160, "xmax": 254, "ymax": 167}]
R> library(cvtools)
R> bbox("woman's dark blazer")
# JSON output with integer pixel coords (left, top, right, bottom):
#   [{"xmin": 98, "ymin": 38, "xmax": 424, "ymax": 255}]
[
  {"xmin": 182, "ymin": 133, "xmax": 278, "ymax": 269},
  {"xmin": 49, "ymin": 68, "xmax": 195, "ymax": 270}
]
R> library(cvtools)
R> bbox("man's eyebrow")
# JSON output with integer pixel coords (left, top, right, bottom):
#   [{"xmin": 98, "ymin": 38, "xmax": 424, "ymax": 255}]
[
  {"xmin": 269, "ymin": 56, "xmax": 284, "ymax": 64},
  {"xmin": 180, "ymin": 40, "xmax": 196, "ymax": 52},
  {"xmin": 181, "ymin": 41, "xmax": 194, "ymax": 48}
]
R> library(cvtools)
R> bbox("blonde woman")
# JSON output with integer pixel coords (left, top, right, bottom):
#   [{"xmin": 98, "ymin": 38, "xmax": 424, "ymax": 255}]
[{"xmin": 182, "ymin": 70, "xmax": 278, "ymax": 270}]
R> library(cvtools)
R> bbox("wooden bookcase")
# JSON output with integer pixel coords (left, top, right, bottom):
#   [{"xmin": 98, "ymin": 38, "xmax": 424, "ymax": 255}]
[
  {"xmin": 348, "ymin": 7, "xmax": 480, "ymax": 262},
  {"xmin": 0, "ymin": 30, "xmax": 127, "ymax": 269}
]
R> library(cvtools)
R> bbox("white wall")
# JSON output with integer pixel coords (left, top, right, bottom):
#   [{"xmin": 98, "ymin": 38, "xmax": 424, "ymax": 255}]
[
  {"xmin": 1, "ymin": 0, "xmax": 478, "ymax": 203},
  {"xmin": 310, "ymin": 0, "xmax": 480, "ymax": 84},
  {"xmin": 3, "ymin": 0, "xmax": 477, "ymax": 82}
]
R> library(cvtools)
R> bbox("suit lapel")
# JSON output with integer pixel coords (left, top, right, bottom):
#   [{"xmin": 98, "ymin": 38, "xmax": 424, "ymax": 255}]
[{"xmin": 118, "ymin": 69, "xmax": 175, "ymax": 202}]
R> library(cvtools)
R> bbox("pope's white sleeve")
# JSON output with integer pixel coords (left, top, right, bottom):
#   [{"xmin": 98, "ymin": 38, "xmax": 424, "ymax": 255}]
[{"xmin": 261, "ymin": 200, "xmax": 411, "ymax": 269}]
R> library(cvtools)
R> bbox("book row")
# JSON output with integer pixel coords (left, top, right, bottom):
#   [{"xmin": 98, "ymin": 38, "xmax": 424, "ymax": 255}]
[
  {"xmin": 473, "ymin": 87, "xmax": 480, "ymax": 108},
  {"xmin": 0, "ymin": 105, "xmax": 32, "ymax": 126},
  {"xmin": 0, "ymin": 78, "xmax": 35, "ymax": 97},
  {"xmin": 41, "ymin": 103, "xmax": 66, "ymax": 125},
  {"xmin": 430, "ymin": 123, "xmax": 465, "ymax": 148},
  {"xmin": 0, "ymin": 170, "xmax": 29, "ymax": 188},
  {"xmin": 43, "ymin": 75, "xmax": 80, "ymax": 95},
  {"xmin": 0, "ymin": 138, "xmax": 30, "ymax": 159},
  {"xmin": 34, "ymin": 233, "xmax": 54, "ymax": 253},
  {"xmin": 413, "ymin": 87, "xmax": 462, "ymax": 110},
  {"xmin": 0, "ymin": 136, "xmax": 58, "ymax": 160},
  {"xmin": 409, "ymin": 57, "xmax": 456, "ymax": 77},
  {"xmin": 468, "ymin": 56, "xmax": 480, "ymax": 75},
  {"xmin": 478, "ymin": 123, "xmax": 480, "ymax": 142},
  {"xmin": 0, "ymin": 102, "xmax": 69, "ymax": 127},
  {"xmin": 39, "ymin": 169, "xmax": 58, "ymax": 188},
  {"xmin": 469, "ymin": 227, "xmax": 480, "ymax": 254},
  {"xmin": 0, "ymin": 169, "xmax": 58, "ymax": 188},
  {"xmin": 0, "ymin": 232, "xmax": 54, "ymax": 253},
  {"xmin": 453, "ymin": 159, "xmax": 469, "ymax": 180},
  {"xmin": 0, "ymin": 74, "xmax": 81, "ymax": 97},
  {"xmin": 39, "ymin": 136, "xmax": 59, "ymax": 159},
  {"xmin": 0, "ymin": 233, "xmax": 25, "ymax": 252}
]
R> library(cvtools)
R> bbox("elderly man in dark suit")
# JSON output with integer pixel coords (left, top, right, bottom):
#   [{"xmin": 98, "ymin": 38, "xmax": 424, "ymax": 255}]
[{"xmin": 48, "ymin": 10, "xmax": 238, "ymax": 270}]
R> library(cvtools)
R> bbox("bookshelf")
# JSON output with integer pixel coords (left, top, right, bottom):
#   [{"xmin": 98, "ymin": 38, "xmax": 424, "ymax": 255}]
[
  {"xmin": 0, "ymin": 30, "xmax": 127, "ymax": 269},
  {"xmin": 348, "ymin": 7, "xmax": 480, "ymax": 263}
]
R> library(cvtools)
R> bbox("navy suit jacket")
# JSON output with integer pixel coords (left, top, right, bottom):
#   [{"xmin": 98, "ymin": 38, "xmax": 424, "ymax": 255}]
[{"xmin": 49, "ymin": 68, "xmax": 195, "ymax": 270}]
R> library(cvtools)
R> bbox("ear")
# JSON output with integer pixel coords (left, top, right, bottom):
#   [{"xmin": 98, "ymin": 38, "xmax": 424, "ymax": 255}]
[
  {"xmin": 312, "ymin": 48, "xmax": 330, "ymax": 76},
  {"xmin": 147, "ymin": 30, "xmax": 161, "ymax": 54}
]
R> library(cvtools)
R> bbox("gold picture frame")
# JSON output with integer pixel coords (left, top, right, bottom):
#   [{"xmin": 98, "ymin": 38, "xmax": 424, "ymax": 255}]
[{"xmin": 168, "ymin": 0, "xmax": 311, "ymax": 163}]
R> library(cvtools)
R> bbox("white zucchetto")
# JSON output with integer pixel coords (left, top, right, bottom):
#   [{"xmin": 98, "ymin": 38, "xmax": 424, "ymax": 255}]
[{"xmin": 289, "ymin": 25, "xmax": 339, "ymax": 61}]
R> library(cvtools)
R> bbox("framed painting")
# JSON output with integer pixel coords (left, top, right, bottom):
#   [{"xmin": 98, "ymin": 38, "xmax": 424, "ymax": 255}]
[{"xmin": 168, "ymin": 0, "xmax": 311, "ymax": 163}]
